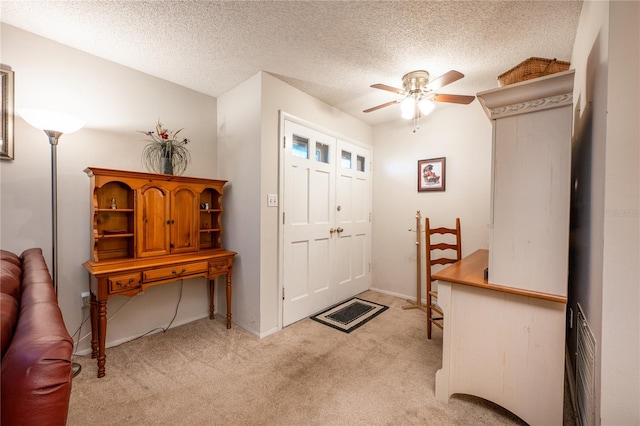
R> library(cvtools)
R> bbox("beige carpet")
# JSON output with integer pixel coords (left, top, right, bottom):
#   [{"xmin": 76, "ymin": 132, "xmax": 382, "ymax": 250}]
[{"xmin": 68, "ymin": 291, "xmax": 574, "ymax": 425}]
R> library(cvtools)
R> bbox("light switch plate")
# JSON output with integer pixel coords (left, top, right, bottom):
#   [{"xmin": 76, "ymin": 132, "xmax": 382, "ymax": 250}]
[{"xmin": 267, "ymin": 193, "xmax": 278, "ymax": 207}]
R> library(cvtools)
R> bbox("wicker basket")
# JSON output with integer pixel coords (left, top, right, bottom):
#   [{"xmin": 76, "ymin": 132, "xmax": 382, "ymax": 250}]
[{"xmin": 497, "ymin": 57, "xmax": 570, "ymax": 86}]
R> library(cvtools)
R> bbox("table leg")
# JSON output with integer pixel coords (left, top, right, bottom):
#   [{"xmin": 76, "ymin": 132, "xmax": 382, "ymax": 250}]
[
  {"xmin": 226, "ymin": 269, "xmax": 232, "ymax": 329},
  {"xmin": 90, "ymin": 293, "xmax": 98, "ymax": 359},
  {"xmin": 97, "ymin": 299, "xmax": 107, "ymax": 378},
  {"xmin": 209, "ymin": 278, "xmax": 215, "ymax": 320}
]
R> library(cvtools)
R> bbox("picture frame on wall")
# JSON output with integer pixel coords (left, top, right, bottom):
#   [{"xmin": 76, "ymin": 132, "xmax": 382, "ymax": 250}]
[
  {"xmin": 418, "ymin": 157, "xmax": 445, "ymax": 192},
  {"xmin": 1, "ymin": 66, "xmax": 15, "ymax": 160}
]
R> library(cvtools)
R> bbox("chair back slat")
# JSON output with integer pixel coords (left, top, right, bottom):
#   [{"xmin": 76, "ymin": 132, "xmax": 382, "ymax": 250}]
[{"xmin": 425, "ymin": 217, "xmax": 462, "ymax": 339}]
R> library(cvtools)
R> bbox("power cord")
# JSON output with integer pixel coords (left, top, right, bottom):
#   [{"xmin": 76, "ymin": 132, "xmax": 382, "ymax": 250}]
[
  {"xmin": 137, "ymin": 279, "xmax": 184, "ymax": 339},
  {"xmin": 101, "ymin": 279, "xmax": 185, "ymax": 348}
]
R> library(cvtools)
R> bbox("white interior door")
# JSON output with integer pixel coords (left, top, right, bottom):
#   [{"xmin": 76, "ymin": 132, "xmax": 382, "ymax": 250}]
[
  {"xmin": 334, "ymin": 139, "xmax": 371, "ymax": 301},
  {"xmin": 282, "ymin": 121, "xmax": 336, "ymax": 326},
  {"xmin": 282, "ymin": 120, "xmax": 371, "ymax": 327}
]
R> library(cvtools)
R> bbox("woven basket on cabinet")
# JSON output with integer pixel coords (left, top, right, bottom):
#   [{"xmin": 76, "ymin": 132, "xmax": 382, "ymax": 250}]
[{"xmin": 497, "ymin": 57, "xmax": 570, "ymax": 86}]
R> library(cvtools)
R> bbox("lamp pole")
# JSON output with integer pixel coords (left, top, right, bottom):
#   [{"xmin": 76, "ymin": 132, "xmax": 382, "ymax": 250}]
[
  {"xmin": 45, "ymin": 130, "xmax": 63, "ymax": 293},
  {"xmin": 19, "ymin": 109, "xmax": 84, "ymax": 378}
]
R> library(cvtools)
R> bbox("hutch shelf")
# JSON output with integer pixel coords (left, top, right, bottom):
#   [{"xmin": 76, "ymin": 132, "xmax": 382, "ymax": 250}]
[{"xmin": 83, "ymin": 167, "xmax": 236, "ymax": 378}]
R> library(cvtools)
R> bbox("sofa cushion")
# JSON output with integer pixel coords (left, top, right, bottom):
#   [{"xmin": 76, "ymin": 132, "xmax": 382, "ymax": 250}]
[
  {"xmin": 0, "ymin": 262, "xmax": 21, "ymax": 299},
  {"xmin": 0, "ymin": 250, "xmax": 21, "ymax": 267},
  {"xmin": 0, "ymin": 293, "xmax": 19, "ymax": 358}
]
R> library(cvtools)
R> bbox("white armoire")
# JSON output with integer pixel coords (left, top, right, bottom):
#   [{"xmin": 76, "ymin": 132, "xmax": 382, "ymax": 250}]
[{"xmin": 434, "ymin": 69, "xmax": 575, "ymax": 426}]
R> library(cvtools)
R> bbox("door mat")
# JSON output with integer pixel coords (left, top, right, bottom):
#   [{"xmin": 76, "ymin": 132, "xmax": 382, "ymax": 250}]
[{"xmin": 310, "ymin": 298, "xmax": 388, "ymax": 333}]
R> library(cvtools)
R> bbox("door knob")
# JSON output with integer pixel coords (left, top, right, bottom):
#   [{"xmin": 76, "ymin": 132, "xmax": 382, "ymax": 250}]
[
  {"xmin": 329, "ymin": 228, "xmax": 336, "ymax": 234},
  {"xmin": 336, "ymin": 227, "xmax": 344, "ymax": 233}
]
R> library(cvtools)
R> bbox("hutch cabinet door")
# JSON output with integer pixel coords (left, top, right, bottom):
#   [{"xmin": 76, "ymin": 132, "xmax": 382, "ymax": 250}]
[
  {"xmin": 171, "ymin": 186, "xmax": 199, "ymax": 253},
  {"xmin": 137, "ymin": 185, "xmax": 171, "ymax": 257}
]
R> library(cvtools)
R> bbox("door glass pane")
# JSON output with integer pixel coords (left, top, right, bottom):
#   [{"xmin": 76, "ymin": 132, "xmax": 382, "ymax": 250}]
[
  {"xmin": 292, "ymin": 135, "xmax": 309, "ymax": 159},
  {"xmin": 357, "ymin": 155, "xmax": 365, "ymax": 172},
  {"xmin": 315, "ymin": 142, "xmax": 329, "ymax": 163},
  {"xmin": 341, "ymin": 150, "xmax": 352, "ymax": 169}
]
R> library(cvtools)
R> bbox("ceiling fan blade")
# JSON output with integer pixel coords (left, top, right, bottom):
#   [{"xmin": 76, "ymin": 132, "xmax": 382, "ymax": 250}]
[
  {"xmin": 371, "ymin": 83, "xmax": 403, "ymax": 94},
  {"xmin": 363, "ymin": 100, "xmax": 398, "ymax": 113},
  {"xmin": 432, "ymin": 93, "xmax": 475, "ymax": 104},
  {"xmin": 426, "ymin": 70, "xmax": 464, "ymax": 91}
]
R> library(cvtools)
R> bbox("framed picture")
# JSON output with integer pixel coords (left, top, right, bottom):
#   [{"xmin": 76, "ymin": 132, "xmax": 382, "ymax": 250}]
[
  {"xmin": 418, "ymin": 157, "xmax": 445, "ymax": 192},
  {"xmin": 1, "ymin": 66, "xmax": 15, "ymax": 160}
]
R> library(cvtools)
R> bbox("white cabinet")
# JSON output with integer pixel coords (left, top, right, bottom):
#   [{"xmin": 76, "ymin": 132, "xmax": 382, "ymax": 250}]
[
  {"xmin": 478, "ymin": 69, "xmax": 575, "ymax": 298},
  {"xmin": 432, "ymin": 70, "xmax": 575, "ymax": 426}
]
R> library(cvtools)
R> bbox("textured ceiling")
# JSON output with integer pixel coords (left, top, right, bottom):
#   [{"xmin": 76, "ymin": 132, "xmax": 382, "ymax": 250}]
[{"xmin": 0, "ymin": 0, "xmax": 583, "ymax": 126}]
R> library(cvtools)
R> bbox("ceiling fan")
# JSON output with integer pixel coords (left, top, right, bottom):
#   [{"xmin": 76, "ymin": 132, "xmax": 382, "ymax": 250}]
[{"xmin": 363, "ymin": 70, "xmax": 475, "ymax": 130}]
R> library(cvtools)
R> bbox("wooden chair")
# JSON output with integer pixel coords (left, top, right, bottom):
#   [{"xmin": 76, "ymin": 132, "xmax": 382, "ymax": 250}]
[{"xmin": 425, "ymin": 217, "xmax": 462, "ymax": 339}]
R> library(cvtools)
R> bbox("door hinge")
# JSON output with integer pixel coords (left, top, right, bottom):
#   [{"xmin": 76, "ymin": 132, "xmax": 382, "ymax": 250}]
[
  {"xmin": 283, "ymin": 136, "xmax": 286, "ymax": 149},
  {"xmin": 369, "ymin": 212, "xmax": 372, "ymax": 222},
  {"xmin": 283, "ymin": 212, "xmax": 285, "ymax": 224},
  {"xmin": 282, "ymin": 287, "xmax": 285, "ymax": 300}
]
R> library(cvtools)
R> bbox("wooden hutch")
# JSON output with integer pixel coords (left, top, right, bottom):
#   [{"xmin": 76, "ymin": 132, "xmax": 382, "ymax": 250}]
[{"xmin": 83, "ymin": 167, "xmax": 236, "ymax": 378}]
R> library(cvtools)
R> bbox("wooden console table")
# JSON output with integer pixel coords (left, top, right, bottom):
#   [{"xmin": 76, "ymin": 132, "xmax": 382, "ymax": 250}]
[
  {"xmin": 84, "ymin": 250, "xmax": 235, "ymax": 378},
  {"xmin": 433, "ymin": 249, "xmax": 566, "ymax": 425},
  {"xmin": 82, "ymin": 167, "xmax": 237, "ymax": 378}
]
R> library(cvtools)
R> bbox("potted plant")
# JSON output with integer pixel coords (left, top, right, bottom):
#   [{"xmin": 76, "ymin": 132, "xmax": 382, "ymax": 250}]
[{"xmin": 139, "ymin": 120, "xmax": 191, "ymax": 175}]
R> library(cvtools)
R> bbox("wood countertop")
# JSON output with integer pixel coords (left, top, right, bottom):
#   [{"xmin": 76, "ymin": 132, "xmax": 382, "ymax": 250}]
[{"xmin": 431, "ymin": 249, "xmax": 566, "ymax": 304}]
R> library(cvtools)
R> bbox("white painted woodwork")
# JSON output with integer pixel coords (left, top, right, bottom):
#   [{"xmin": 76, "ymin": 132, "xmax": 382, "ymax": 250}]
[
  {"xmin": 436, "ymin": 277, "xmax": 566, "ymax": 425},
  {"xmin": 282, "ymin": 120, "xmax": 371, "ymax": 326},
  {"xmin": 334, "ymin": 139, "xmax": 371, "ymax": 302},
  {"xmin": 478, "ymin": 70, "xmax": 574, "ymax": 297},
  {"xmin": 433, "ymin": 71, "xmax": 575, "ymax": 425},
  {"xmin": 283, "ymin": 121, "xmax": 335, "ymax": 326}
]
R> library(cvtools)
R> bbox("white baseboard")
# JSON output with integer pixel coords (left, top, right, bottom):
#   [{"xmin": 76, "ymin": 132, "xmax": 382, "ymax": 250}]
[{"xmin": 368, "ymin": 286, "xmax": 427, "ymax": 305}]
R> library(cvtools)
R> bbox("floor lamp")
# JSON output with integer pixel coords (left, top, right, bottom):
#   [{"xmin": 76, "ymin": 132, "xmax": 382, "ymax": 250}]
[{"xmin": 19, "ymin": 108, "xmax": 85, "ymax": 377}]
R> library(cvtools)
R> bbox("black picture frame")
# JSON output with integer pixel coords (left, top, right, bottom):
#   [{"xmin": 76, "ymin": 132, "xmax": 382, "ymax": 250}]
[{"xmin": 418, "ymin": 157, "xmax": 445, "ymax": 192}]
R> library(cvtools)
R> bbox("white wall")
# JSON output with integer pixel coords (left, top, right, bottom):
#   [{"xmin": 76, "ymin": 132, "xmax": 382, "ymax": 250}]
[
  {"xmin": 260, "ymin": 73, "xmax": 372, "ymax": 335},
  {"xmin": 216, "ymin": 72, "xmax": 263, "ymax": 334},
  {"xmin": 371, "ymin": 103, "xmax": 492, "ymax": 300},
  {"xmin": 217, "ymin": 71, "xmax": 372, "ymax": 337},
  {"xmin": 569, "ymin": 1, "xmax": 640, "ymax": 423},
  {"xmin": 0, "ymin": 24, "xmax": 218, "ymax": 354},
  {"xmin": 601, "ymin": 1, "xmax": 639, "ymax": 422}
]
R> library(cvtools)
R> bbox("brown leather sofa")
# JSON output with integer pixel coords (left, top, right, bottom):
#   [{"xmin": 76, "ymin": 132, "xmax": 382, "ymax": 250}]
[{"xmin": 1, "ymin": 248, "xmax": 73, "ymax": 426}]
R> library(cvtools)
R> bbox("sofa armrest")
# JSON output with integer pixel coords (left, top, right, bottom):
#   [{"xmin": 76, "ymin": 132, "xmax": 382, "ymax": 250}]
[{"xmin": 1, "ymin": 302, "xmax": 73, "ymax": 426}]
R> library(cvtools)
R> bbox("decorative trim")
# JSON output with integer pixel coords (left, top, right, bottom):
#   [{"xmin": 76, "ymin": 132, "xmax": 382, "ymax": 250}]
[
  {"xmin": 488, "ymin": 93, "xmax": 573, "ymax": 119},
  {"xmin": 476, "ymin": 69, "xmax": 575, "ymax": 120}
]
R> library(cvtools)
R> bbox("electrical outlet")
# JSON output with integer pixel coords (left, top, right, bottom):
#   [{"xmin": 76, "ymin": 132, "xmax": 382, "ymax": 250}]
[{"xmin": 81, "ymin": 291, "xmax": 91, "ymax": 307}]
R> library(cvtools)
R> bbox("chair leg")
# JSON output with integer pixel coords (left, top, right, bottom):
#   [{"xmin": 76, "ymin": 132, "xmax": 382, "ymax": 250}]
[{"xmin": 427, "ymin": 296, "xmax": 432, "ymax": 339}]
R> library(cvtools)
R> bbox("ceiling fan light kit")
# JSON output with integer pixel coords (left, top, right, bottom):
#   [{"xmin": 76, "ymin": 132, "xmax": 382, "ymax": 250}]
[{"xmin": 364, "ymin": 69, "xmax": 475, "ymax": 131}]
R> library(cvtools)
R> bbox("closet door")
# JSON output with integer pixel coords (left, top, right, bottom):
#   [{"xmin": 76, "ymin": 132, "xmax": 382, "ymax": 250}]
[
  {"xmin": 282, "ymin": 121, "xmax": 372, "ymax": 327},
  {"xmin": 333, "ymin": 139, "xmax": 371, "ymax": 301},
  {"xmin": 282, "ymin": 121, "xmax": 335, "ymax": 326}
]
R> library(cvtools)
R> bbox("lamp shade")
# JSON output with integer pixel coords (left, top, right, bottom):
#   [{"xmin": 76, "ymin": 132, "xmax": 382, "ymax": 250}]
[
  {"xmin": 418, "ymin": 99, "xmax": 435, "ymax": 116},
  {"xmin": 401, "ymin": 97, "xmax": 416, "ymax": 119},
  {"xmin": 19, "ymin": 108, "xmax": 84, "ymax": 134}
]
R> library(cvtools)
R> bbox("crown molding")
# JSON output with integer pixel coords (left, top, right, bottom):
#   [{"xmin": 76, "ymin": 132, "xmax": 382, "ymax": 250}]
[{"xmin": 476, "ymin": 69, "xmax": 575, "ymax": 120}]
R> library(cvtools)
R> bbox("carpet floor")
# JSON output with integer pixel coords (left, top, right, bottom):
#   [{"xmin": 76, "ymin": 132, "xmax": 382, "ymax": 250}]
[{"xmin": 68, "ymin": 290, "xmax": 575, "ymax": 425}]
